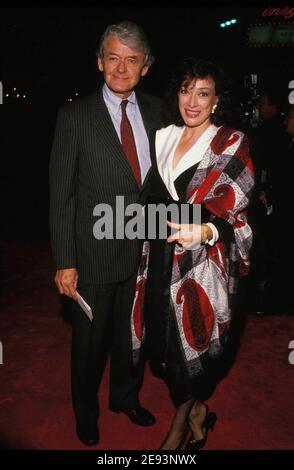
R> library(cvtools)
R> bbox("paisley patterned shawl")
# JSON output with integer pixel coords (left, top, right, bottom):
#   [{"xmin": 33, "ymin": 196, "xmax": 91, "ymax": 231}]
[{"xmin": 131, "ymin": 126, "xmax": 255, "ymax": 377}]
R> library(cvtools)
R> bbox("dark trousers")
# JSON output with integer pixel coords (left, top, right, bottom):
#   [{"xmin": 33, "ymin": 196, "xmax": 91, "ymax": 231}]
[{"xmin": 71, "ymin": 270, "xmax": 143, "ymax": 426}]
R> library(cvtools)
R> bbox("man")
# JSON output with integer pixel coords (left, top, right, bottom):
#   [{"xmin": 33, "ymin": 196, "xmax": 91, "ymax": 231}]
[
  {"xmin": 49, "ymin": 21, "xmax": 163, "ymax": 446},
  {"xmin": 271, "ymin": 104, "xmax": 294, "ymax": 315},
  {"xmin": 285, "ymin": 104, "xmax": 294, "ymax": 142},
  {"xmin": 248, "ymin": 86, "xmax": 289, "ymax": 314}
]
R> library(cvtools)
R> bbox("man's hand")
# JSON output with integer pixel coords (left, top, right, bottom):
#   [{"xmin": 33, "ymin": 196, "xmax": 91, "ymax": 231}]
[
  {"xmin": 259, "ymin": 190, "xmax": 268, "ymax": 207},
  {"xmin": 54, "ymin": 268, "xmax": 78, "ymax": 300}
]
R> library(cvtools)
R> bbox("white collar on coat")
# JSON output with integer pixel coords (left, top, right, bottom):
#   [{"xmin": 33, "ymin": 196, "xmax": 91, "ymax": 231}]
[{"xmin": 155, "ymin": 123, "xmax": 219, "ymax": 200}]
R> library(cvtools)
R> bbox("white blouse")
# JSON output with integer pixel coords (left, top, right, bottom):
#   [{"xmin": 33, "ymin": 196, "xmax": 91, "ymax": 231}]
[{"xmin": 155, "ymin": 123, "xmax": 220, "ymax": 244}]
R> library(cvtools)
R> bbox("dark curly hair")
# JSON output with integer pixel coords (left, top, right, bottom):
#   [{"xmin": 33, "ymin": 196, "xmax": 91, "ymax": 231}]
[{"xmin": 164, "ymin": 58, "xmax": 235, "ymax": 127}]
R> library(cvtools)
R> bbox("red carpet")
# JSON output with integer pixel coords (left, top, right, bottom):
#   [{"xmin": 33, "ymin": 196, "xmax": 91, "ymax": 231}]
[{"xmin": 0, "ymin": 240, "xmax": 294, "ymax": 450}]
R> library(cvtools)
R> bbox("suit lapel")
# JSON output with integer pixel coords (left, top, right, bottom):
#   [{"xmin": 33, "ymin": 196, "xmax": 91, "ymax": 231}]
[
  {"xmin": 91, "ymin": 88, "xmax": 138, "ymax": 186},
  {"xmin": 136, "ymin": 92, "xmax": 154, "ymax": 139}
]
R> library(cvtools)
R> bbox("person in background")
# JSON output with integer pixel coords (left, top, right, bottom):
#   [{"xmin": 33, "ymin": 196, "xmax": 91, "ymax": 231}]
[
  {"xmin": 248, "ymin": 86, "xmax": 289, "ymax": 314},
  {"xmin": 49, "ymin": 21, "xmax": 163, "ymax": 446},
  {"xmin": 270, "ymin": 104, "xmax": 294, "ymax": 315},
  {"xmin": 285, "ymin": 104, "xmax": 294, "ymax": 145}
]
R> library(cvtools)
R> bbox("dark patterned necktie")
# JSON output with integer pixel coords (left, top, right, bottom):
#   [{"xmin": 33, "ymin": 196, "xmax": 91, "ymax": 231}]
[{"xmin": 120, "ymin": 100, "xmax": 141, "ymax": 187}]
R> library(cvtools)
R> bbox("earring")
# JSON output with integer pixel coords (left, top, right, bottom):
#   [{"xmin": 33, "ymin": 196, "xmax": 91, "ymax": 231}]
[{"xmin": 212, "ymin": 104, "xmax": 217, "ymax": 114}]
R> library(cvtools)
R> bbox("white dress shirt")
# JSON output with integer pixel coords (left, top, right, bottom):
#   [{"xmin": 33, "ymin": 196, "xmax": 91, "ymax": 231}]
[{"xmin": 102, "ymin": 83, "xmax": 151, "ymax": 182}]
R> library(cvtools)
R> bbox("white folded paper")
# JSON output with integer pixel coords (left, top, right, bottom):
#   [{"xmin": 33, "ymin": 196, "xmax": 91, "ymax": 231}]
[{"xmin": 76, "ymin": 292, "xmax": 93, "ymax": 322}]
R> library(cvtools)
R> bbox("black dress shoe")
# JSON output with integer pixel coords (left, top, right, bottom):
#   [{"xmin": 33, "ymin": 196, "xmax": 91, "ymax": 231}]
[
  {"xmin": 109, "ymin": 404, "xmax": 156, "ymax": 426},
  {"xmin": 76, "ymin": 423, "xmax": 99, "ymax": 446}
]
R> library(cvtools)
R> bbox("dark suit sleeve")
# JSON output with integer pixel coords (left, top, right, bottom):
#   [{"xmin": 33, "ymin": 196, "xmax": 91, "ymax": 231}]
[{"xmin": 49, "ymin": 107, "xmax": 79, "ymax": 270}]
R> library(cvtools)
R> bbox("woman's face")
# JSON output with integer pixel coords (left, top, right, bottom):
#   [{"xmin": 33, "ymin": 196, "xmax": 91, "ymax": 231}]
[{"xmin": 178, "ymin": 76, "xmax": 219, "ymax": 129}]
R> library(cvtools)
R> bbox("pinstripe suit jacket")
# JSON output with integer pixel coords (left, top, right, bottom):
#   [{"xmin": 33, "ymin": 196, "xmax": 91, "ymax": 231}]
[{"xmin": 49, "ymin": 87, "xmax": 163, "ymax": 283}]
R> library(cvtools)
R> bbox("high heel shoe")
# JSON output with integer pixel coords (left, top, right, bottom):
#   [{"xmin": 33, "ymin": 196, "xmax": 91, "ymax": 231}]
[
  {"xmin": 185, "ymin": 404, "xmax": 217, "ymax": 451},
  {"xmin": 159, "ymin": 422, "xmax": 189, "ymax": 451}
]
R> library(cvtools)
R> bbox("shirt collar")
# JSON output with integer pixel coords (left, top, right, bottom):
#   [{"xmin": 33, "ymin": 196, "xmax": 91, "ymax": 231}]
[{"xmin": 102, "ymin": 83, "xmax": 137, "ymax": 116}]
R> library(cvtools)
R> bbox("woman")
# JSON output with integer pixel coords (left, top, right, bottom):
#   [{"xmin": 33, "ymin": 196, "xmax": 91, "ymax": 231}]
[{"xmin": 131, "ymin": 58, "xmax": 254, "ymax": 450}]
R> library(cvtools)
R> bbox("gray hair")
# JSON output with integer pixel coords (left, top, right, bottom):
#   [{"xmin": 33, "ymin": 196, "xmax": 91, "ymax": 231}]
[{"xmin": 97, "ymin": 21, "xmax": 154, "ymax": 66}]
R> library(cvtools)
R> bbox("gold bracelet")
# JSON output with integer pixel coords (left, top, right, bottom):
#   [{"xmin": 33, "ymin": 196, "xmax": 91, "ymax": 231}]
[
  {"xmin": 201, "ymin": 224, "xmax": 207, "ymax": 244},
  {"xmin": 201, "ymin": 224, "xmax": 213, "ymax": 244}
]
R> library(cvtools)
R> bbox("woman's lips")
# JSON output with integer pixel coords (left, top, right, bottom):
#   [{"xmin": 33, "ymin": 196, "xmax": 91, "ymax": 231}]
[{"xmin": 185, "ymin": 109, "xmax": 201, "ymax": 118}]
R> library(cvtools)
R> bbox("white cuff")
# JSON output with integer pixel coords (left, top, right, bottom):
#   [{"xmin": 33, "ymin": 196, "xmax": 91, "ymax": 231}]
[{"xmin": 205, "ymin": 222, "xmax": 219, "ymax": 246}]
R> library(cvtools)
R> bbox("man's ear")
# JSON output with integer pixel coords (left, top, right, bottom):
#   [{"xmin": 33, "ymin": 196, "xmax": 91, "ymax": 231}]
[
  {"xmin": 141, "ymin": 65, "xmax": 149, "ymax": 77},
  {"xmin": 97, "ymin": 57, "xmax": 104, "ymax": 72}
]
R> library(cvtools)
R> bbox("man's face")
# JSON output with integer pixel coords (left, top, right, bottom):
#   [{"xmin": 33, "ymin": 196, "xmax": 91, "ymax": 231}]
[
  {"xmin": 285, "ymin": 108, "xmax": 294, "ymax": 137},
  {"xmin": 257, "ymin": 94, "xmax": 277, "ymax": 119},
  {"xmin": 98, "ymin": 35, "xmax": 149, "ymax": 99}
]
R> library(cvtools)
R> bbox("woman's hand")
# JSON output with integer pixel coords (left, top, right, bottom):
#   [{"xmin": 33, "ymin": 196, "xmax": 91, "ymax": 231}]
[
  {"xmin": 166, "ymin": 221, "xmax": 201, "ymax": 249},
  {"xmin": 166, "ymin": 221, "xmax": 213, "ymax": 249}
]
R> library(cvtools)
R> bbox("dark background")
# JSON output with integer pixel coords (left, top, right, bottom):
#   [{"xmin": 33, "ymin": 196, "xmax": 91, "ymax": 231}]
[{"xmin": 1, "ymin": 4, "xmax": 294, "ymax": 239}]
